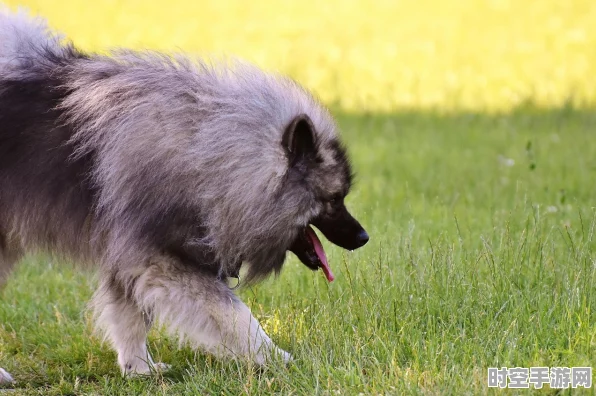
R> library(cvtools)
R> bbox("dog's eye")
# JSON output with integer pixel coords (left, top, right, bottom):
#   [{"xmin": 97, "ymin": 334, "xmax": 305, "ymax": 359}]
[{"xmin": 328, "ymin": 194, "xmax": 342, "ymax": 206}]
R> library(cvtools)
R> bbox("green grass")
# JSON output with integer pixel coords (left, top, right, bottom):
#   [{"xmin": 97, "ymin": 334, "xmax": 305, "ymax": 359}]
[
  {"xmin": 3, "ymin": 0, "xmax": 596, "ymax": 393},
  {"xmin": 1, "ymin": 106, "xmax": 596, "ymax": 394}
]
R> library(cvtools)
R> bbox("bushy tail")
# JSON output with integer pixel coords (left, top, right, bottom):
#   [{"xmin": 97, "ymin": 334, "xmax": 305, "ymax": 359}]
[{"xmin": 0, "ymin": 5, "xmax": 66, "ymax": 77}]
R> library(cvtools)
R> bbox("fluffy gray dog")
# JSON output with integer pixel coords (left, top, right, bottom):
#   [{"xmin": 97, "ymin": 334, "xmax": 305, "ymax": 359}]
[{"xmin": 0, "ymin": 7, "xmax": 368, "ymax": 381}]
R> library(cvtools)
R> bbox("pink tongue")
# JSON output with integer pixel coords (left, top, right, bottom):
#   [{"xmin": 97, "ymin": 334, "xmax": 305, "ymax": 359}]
[{"xmin": 306, "ymin": 226, "xmax": 334, "ymax": 282}]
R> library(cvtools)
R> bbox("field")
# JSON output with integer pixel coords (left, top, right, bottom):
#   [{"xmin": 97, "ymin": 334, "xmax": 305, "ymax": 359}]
[{"xmin": 1, "ymin": 0, "xmax": 596, "ymax": 394}]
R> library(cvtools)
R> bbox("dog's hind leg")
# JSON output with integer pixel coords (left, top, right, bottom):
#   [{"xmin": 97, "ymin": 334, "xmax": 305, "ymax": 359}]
[
  {"xmin": 134, "ymin": 259, "xmax": 292, "ymax": 365},
  {"xmin": 0, "ymin": 368, "xmax": 13, "ymax": 384},
  {"xmin": 0, "ymin": 233, "xmax": 22, "ymax": 385},
  {"xmin": 92, "ymin": 274, "xmax": 168, "ymax": 376}
]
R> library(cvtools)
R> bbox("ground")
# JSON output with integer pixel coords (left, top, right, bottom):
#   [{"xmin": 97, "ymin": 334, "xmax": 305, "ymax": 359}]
[{"xmin": 1, "ymin": 0, "xmax": 596, "ymax": 394}]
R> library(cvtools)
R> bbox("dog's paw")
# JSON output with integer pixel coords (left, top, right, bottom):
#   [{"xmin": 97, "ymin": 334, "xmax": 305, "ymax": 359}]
[
  {"xmin": 124, "ymin": 362, "xmax": 171, "ymax": 377},
  {"xmin": 0, "ymin": 368, "xmax": 14, "ymax": 384},
  {"xmin": 254, "ymin": 346, "xmax": 293, "ymax": 366},
  {"xmin": 279, "ymin": 349, "xmax": 293, "ymax": 365},
  {"xmin": 267, "ymin": 346, "xmax": 293, "ymax": 364},
  {"xmin": 150, "ymin": 362, "xmax": 172, "ymax": 373}
]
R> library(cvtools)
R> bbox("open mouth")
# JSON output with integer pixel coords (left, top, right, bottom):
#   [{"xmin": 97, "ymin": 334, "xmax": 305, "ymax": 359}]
[
  {"xmin": 289, "ymin": 226, "xmax": 335, "ymax": 282},
  {"xmin": 288, "ymin": 208, "xmax": 368, "ymax": 282}
]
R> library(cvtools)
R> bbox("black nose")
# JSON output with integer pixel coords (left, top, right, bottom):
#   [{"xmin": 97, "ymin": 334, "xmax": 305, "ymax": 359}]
[{"xmin": 357, "ymin": 229, "xmax": 369, "ymax": 247}]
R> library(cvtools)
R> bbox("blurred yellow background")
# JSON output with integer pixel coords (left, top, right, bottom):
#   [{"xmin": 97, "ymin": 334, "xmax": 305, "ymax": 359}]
[{"xmin": 5, "ymin": 0, "xmax": 596, "ymax": 112}]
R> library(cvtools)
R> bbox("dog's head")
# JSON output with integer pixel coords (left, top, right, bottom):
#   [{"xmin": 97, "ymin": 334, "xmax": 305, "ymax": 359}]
[{"xmin": 281, "ymin": 114, "xmax": 369, "ymax": 281}]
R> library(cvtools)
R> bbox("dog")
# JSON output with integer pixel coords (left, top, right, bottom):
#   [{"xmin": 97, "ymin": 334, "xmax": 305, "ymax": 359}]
[{"xmin": 0, "ymin": 6, "xmax": 368, "ymax": 381}]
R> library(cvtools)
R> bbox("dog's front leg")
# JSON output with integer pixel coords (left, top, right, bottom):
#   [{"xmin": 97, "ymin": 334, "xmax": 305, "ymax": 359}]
[
  {"xmin": 92, "ymin": 275, "xmax": 168, "ymax": 376},
  {"xmin": 134, "ymin": 261, "xmax": 292, "ymax": 365},
  {"xmin": 210, "ymin": 294, "xmax": 293, "ymax": 365}
]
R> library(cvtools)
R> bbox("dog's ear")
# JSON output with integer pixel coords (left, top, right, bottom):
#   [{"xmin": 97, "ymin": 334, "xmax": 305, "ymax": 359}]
[{"xmin": 282, "ymin": 114, "xmax": 317, "ymax": 166}]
